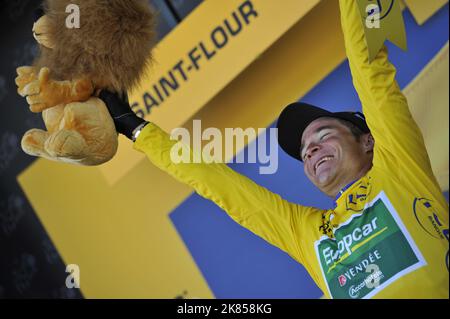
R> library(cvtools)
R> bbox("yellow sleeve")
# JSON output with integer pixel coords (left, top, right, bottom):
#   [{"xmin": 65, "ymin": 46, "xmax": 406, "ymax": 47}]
[
  {"xmin": 339, "ymin": 0, "xmax": 435, "ymax": 180},
  {"xmin": 133, "ymin": 122, "xmax": 322, "ymax": 263}
]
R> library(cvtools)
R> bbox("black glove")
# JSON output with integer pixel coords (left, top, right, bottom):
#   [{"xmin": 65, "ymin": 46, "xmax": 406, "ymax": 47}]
[{"xmin": 99, "ymin": 90, "xmax": 147, "ymax": 140}]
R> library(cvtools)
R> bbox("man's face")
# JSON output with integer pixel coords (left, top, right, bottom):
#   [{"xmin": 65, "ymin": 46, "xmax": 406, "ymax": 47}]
[{"xmin": 300, "ymin": 117, "xmax": 373, "ymax": 197}]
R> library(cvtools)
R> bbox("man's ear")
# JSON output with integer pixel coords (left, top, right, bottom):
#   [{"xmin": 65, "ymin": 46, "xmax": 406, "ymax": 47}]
[{"xmin": 362, "ymin": 133, "xmax": 375, "ymax": 153}]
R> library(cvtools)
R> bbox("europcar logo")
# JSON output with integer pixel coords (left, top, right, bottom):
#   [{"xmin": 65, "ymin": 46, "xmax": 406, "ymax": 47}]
[{"xmin": 316, "ymin": 193, "xmax": 426, "ymax": 299}]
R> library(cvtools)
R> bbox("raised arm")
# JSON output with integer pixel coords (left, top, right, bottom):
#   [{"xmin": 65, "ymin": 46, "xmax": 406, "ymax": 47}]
[
  {"xmin": 99, "ymin": 91, "xmax": 323, "ymax": 264},
  {"xmin": 339, "ymin": 0, "xmax": 435, "ymax": 178}
]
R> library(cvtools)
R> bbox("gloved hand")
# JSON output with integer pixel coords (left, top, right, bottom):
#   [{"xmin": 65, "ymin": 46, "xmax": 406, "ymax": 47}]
[{"xmin": 99, "ymin": 90, "xmax": 147, "ymax": 141}]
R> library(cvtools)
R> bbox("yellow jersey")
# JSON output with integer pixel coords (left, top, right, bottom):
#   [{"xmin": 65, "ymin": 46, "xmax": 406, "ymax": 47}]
[{"xmin": 134, "ymin": 0, "xmax": 449, "ymax": 299}]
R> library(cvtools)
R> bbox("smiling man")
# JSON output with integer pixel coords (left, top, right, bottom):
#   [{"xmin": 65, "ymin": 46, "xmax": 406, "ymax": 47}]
[
  {"xmin": 301, "ymin": 117, "xmax": 373, "ymax": 195},
  {"xmin": 99, "ymin": 0, "xmax": 448, "ymax": 298},
  {"xmin": 278, "ymin": 106, "xmax": 375, "ymax": 197}
]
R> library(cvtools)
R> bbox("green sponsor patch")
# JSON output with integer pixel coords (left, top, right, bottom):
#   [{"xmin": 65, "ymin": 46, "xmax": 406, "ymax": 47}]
[{"xmin": 315, "ymin": 192, "xmax": 425, "ymax": 299}]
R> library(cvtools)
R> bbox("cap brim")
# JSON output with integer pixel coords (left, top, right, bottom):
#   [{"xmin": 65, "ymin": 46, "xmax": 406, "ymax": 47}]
[
  {"xmin": 276, "ymin": 102, "xmax": 370, "ymax": 161},
  {"xmin": 276, "ymin": 102, "xmax": 333, "ymax": 161}
]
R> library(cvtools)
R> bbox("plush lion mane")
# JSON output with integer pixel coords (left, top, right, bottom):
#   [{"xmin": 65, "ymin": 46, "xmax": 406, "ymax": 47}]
[{"xmin": 34, "ymin": 0, "xmax": 157, "ymax": 94}]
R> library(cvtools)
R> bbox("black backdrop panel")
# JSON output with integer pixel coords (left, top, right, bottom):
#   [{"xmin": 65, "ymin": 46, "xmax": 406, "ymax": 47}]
[{"xmin": 0, "ymin": 0, "xmax": 202, "ymax": 298}]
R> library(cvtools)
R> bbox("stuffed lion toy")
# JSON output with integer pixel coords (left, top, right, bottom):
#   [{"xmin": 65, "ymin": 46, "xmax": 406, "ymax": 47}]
[{"xmin": 15, "ymin": 0, "xmax": 156, "ymax": 165}]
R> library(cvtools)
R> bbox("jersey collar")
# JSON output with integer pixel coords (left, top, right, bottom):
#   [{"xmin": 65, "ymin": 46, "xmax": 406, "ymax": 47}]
[{"xmin": 333, "ymin": 179, "xmax": 357, "ymax": 207}]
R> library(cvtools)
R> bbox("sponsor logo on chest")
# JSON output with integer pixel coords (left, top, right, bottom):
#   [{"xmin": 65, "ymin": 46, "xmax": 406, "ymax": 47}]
[{"xmin": 315, "ymin": 192, "xmax": 426, "ymax": 299}]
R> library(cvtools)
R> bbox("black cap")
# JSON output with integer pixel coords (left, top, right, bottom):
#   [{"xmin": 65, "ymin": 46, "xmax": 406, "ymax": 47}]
[{"xmin": 276, "ymin": 102, "xmax": 370, "ymax": 162}]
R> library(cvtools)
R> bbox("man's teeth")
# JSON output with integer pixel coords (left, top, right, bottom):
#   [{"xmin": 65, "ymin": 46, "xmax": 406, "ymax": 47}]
[{"xmin": 315, "ymin": 156, "xmax": 333, "ymax": 170}]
